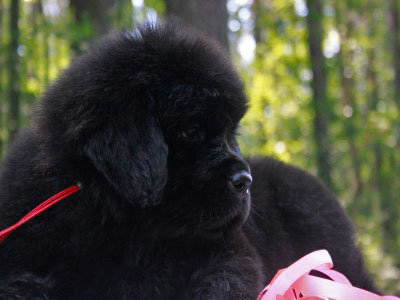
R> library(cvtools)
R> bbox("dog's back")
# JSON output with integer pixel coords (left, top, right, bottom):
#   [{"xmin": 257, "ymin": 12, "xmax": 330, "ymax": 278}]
[{"xmin": 246, "ymin": 156, "xmax": 377, "ymax": 292}]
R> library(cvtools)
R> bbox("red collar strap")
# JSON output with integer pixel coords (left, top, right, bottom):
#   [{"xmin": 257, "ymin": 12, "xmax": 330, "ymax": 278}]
[{"xmin": 0, "ymin": 185, "xmax": 81, "ymax": 244}]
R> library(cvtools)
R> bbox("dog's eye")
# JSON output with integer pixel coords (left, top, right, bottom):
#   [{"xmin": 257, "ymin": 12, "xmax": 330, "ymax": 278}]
[
  {"xmin": 179, "ymin": 128, "xmax": 196, "ymax": 139},
  {"xmin": 178, "ymin": 126, "xmax": 203, "ymax": 142}
]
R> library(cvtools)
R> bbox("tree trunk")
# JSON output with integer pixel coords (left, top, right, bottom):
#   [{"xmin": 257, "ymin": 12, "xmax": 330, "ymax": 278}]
[
  {"xmin": 368, "ymin": 6, "xmax": 399, "ymax": 263},
  {"xmin": 382, "ymin": 1, "xmax": 400, "ymax": 259},
  {"xmin": 29, "ymin": 1, "xmax": 41, "ymax": 83},
  {"xmin": 335, "ymin": 2, "xmax": 363, "ymax": 203},
  {"xmin": 7, "ymin": 0, "xmax": 20, "ymax": 142},
  {"xmin": 165, "ymin": 0, "xmax": 229, "ymax": 52},
  {"xmin": 390, "ymin": 0, "xmax": 400, "ymax": 112},
  {"xmin": 43, "ymin": 26, "xmax": 50, "ymax": 86},
  {"xmin": 0, "ymin": 0, "xmax": 3, "ymax": 156},
  {"xmin": 305, "ymin": 0, "xmax": 332, "ymax": 187},
  {"xmin": 39, "ymin": 0, "xmax": 50, "ymax": 86},
  {"xmin": 366, "ymin": 2, "xmax": 385, "ymax": 199},
  {"xmin": 252, "ymin": 0, "xmax": 263, "ymax": 44},
  {"xmin": 33, "ymin": 0, "xmax": 50, "ymax": 86}
]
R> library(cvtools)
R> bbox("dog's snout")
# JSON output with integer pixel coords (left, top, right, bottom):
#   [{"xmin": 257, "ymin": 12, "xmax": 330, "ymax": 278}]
[{"xmin": 230, "ymin": 171, "xmax": 252, "ymax": 195}]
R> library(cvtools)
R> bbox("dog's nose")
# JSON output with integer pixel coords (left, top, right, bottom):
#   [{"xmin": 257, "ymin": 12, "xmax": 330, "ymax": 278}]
[{"xmin": 230, "ymin": 171, "xmax": 252, "ymax": 195}]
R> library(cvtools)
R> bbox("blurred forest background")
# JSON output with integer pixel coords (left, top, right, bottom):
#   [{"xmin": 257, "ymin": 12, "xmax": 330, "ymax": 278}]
[{"xmin": 0, "ymin": 0, "xmax": 398, "ymax": 293}]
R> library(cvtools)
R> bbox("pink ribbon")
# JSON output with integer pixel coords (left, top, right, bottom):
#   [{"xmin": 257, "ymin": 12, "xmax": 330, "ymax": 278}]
[{"xmin": 257, "ymin": 249, "xmax": 399, "ymax": 300}]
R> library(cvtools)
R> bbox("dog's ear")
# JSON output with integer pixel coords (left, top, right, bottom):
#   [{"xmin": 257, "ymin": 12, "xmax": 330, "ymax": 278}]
[{"xmin": 83, "ymin": 114, "xmax": 168, "ymax": 207}]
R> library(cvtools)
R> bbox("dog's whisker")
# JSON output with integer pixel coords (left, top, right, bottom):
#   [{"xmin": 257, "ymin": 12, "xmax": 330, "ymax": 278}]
[{"xmin": 249, "ymin": 204, "xmax": 264, "ymax": 220}]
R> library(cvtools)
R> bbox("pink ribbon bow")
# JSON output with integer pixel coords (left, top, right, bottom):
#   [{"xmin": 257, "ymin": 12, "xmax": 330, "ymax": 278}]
[{"xmin": 257, "ymin": 249, "xmax": 399, "ymax": 300}]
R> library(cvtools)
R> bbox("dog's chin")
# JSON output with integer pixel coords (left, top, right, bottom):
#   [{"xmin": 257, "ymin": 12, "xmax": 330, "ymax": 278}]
[{"xmin": 196, "ymin": 193, "xmax": 251, "ymax": 239}]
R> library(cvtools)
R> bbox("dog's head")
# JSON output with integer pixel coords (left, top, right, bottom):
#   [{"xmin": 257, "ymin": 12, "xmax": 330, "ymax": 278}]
[{"xmin": 38, "ymin": 21, "xmax": 250, "ymax": 238}]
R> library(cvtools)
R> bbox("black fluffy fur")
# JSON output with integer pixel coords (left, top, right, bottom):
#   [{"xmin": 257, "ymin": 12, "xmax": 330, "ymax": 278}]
[{"xmin": 0, "ymin": 21, "xmax": 376, "ymax": 299}]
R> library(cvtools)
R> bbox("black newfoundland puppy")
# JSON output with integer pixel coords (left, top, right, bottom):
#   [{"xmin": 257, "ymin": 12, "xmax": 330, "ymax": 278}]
[{"xmin": 0, "ymin": 22, "xmax": 376, "ymax": 299}]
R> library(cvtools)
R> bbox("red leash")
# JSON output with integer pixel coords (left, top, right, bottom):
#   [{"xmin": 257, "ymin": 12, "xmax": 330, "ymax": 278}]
[{"xmin": 0, "ymin": 185, "xmax": 80, "ymax": 244}]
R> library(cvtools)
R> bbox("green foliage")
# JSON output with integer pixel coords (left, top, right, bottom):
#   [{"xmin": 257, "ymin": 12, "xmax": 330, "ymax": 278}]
[
  {"xmin": 114, "ymin": 0, "xmax": 134, "ymax": 29},
  {"xmin": 239, "ymin": 1, "xmax": 314, "ymax": 171},
  {"xmin": 235, "ymin": 0, "xmax": 399, "ymax": 293},
  {"xmin": 145, "ymin": 0, "xmax": 166, "ymax": 15}
]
